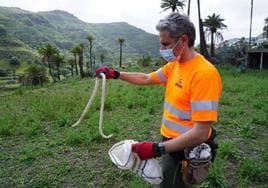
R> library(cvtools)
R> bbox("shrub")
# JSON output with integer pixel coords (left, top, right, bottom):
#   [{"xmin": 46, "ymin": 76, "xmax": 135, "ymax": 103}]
[
  {"xmin": 0, "ymin": 124, "xmax": 12, "ymax": 136},
  {"xmin": 137, "ymin": 55, "xmax": 152, "ymax": 67},
  {"xmin": 0, "ymin": 69, "xmax": 8, "ymax": 77},
  {"xmin": 19, "ymin": 64, "xmax": 49, "ymax": 86}
]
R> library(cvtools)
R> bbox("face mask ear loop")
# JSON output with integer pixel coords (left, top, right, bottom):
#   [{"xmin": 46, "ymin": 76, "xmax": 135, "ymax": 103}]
[
  {"xmin": 170, "ymin": 39, "xmax": 183, "ymax": 61},
  {"xmin": 172, "ymin": 39, "xmax": 181, "ymax": 50},
  {"xmin": 175, "ymin": 45, "xmax": 185, "ymax": 62}
]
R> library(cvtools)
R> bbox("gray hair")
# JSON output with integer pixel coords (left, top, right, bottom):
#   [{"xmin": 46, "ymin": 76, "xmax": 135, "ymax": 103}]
[{"xmin": 156, "ymin": 13, "xmax": 196, "ymax": 47}]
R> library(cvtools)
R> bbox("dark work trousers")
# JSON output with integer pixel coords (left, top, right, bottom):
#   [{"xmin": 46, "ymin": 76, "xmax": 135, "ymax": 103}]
[
  {"xmin": 160, "ymin": 151, "xmax": 190, "ymax": 188},
  {"xmin": 159, "ymin": 136, "xmax": 190, "ymax": 188},
  {"xmin": 159, "ymin": 129, "xmax": 217, "ymax": 188}
]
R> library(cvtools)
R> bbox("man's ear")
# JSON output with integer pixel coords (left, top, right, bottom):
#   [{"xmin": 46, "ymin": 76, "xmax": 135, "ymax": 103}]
[{"xmin": 181, "ymin": 35, "xmax": 188, "ymax": 46}]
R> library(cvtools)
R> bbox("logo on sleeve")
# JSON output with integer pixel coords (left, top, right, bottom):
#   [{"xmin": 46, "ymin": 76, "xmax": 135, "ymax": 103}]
[{"xmin": 175, "ymin": 79, "xmax": 184, "ymax": 89}]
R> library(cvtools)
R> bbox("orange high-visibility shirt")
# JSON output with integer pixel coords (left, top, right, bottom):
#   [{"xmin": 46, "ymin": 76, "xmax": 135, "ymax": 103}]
[{"xmin": 150, "ymin": 54, "xmax": 222, "ymax": 139}]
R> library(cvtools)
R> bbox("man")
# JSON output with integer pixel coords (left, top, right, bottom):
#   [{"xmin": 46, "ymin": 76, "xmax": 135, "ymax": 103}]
[{"xmin": 96, "ymin": 13, "xmax": 222, "ymax": 188}]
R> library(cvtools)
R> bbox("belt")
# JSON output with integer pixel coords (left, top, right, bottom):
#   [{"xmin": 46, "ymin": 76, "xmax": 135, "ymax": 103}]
[{"xmin": 162, "ymin": 136, "xmax": 185, "ymax": 160}]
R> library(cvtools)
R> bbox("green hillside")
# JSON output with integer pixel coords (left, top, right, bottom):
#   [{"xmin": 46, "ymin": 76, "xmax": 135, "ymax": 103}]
[{"xmin": 0, "ymin": 6, "xmax": 160, "ymax": 64}]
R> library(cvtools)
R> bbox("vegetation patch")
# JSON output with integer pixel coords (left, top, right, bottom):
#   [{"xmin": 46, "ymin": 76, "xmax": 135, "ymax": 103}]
[{"xmin": 0, "ymin": 67, "xmax": 267, "ymax": 187}]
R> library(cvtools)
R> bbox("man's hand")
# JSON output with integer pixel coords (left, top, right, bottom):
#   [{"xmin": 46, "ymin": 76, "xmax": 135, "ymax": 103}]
[
  {"xmin": 95, "ymin": 66, "xmax": 120, "ymax": 79},
  {"xmin": 132, "ymin": 142, "xmax": 156, "ymax": 160}
]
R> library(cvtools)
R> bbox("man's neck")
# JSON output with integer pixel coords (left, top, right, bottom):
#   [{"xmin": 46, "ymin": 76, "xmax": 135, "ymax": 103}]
[{"xmin": 180, "ymin": 48, "xmax": 198, "ymax": 63}]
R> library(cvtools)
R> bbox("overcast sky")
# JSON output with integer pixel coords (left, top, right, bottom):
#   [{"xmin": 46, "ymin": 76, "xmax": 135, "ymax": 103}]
[{"xmin": 1, "ymin": 0, "xmax": 267, "ymax": 43}]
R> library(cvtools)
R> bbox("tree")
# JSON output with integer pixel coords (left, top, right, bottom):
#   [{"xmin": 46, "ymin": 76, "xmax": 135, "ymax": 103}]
[
  {"xmin": 54, "ymin": 53, "xmax": 65, "ymax": 80},
  {"xmin": 118, "ymin": 38, "xmax": 125, "ymax": 68},
  {"xmin": 86, "ymin": 35, "xmax": 95, "ymax": 71},
  {"xmin": 93, "ymin": 55, "xmax": 96, "ymax": 68},
  {"xmin": 76, "ymin": 44, "xmax": 85, "ymax": 78},
  {"xmin": 99, "ymin": 53, "xmax": 105, "ymax": 64},
  {"xmin": 70, "ymin": 48, "xmax": 79, "ymax": 75},
  {"xmin": 9, "ymin": 56, "xmax": 20, "ymax": 79},
  {"xmin": 138, "ymin": 55, "xmax": 152, "ymax": 67},
  {"xmin": 197, "ymin": 0, "xmax": 209, "ymax": 58},
  {"xmin": 0, "ymin": 69, "xmax": 8, "ymax": 77},
  {"xmin": 37, "ymin": 44, "xmax": 59, "ymax": 77},
  {"xmin": 216, "ymin": 37, "xmax": 247, "ymax": 68},
  {"xmin": 263, "ymin": 17, "xmax": 268, "ymax": 39},
  {"xmin": 161, "ymin": 0, "xmax": 186, "ymax": 12},
  {"xmin": 67, "ymin": 59, "xmax": 74, "ymax": 76},
  {"xmin": 0, "ymin": 26, "xmax": 7, "ymax": 37},
  {"xmin": 204, "ymin": 13, "xmax": 227, "ymax": 57}
]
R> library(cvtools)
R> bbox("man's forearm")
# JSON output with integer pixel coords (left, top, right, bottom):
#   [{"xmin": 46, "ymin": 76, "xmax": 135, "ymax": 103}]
[
  {"xmin": 163, "ymin": 122, "xmax": 211, "ymax": 153},
  {"xmin": 119, "ymin": 72, "xmax": 152, "ymax": 85}
]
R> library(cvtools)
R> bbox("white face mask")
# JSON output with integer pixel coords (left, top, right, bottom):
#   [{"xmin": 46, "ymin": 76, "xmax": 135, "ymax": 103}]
[{"xmin": 159, "ymin": 40, "xmax": 184, "ymax": 62}]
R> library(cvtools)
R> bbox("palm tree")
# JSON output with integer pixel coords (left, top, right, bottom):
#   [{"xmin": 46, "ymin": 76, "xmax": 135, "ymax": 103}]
[
  {"xmin": 204, "ymin": 13, "xmax": 227, "ymax": 57},
  {"xmin": 187, "ymin": 0, "xmax": 191, "ymax": 16},
  {"xmin": 71, "ymin": 47, "xmax": 78, "ymax": 75},
  {"xmin": 37, "ymin": 44, "xmax": 59, "ymax": 77},
  {"xmin": 161, "ymin": 0, "xmax": 185, "ymax": 12},
  {"xmin": 76, "ymin": 44, "xmax": 85, "ymax": 78},
  {"xmin": 118, "ymin": 38, "xmax": 125, "ymax": 68},
  {"xmin": 70, "ymin": 48, "xmax": 79, "ymax": 75},
  {"xmin": 67, "ymin": 59, "xmax": 74, "ymax": 76},
  {"xmin": 86, "ymin": 35, "xmax": 95, "ymax": 71},
  {"xmin": 249, "ymin": 0, "xmax": 254, "ymax": 47},
  {"xmin": 263, "ymin": 17, "xmax": 268, "ymax": 39},
  {"xmin": 93, "ymin": 55, "xmax": 96, "ymax": 67},
  {"xmin": 54, "ymin": 53, "xmax": 64, "ymax": 80},
  {"xmin": 197, "ymin": 0, "xmax": 209, "ymax": 58}
]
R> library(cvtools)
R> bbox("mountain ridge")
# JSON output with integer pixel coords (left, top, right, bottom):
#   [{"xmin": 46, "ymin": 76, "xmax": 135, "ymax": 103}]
[{"xmin": 0, "ymin": 6, "xmax": 160, "ymax": 64}]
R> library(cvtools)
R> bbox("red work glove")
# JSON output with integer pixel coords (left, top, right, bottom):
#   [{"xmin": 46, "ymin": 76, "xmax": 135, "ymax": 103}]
[
  {"xmin": 132, "ymin": 142, "xmax": 156, "ymax": 160},
  {"xmin": 95, "ymin": 66, "xmax": 120, "ymax": 79}
]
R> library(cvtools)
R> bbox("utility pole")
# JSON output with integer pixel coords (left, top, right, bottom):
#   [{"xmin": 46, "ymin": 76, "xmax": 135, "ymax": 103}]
[
  {"xmin": 249, "ymin": 0, "xmax": 253, "ymax": 48},
  {"xmin": 187, "ymin": 0, "xmax": 191, "ymax": 16}
]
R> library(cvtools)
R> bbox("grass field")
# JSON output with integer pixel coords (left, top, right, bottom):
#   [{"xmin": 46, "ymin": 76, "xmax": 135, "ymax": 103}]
[{"xmin": 0, "ymin": 67, "xmax": 268, "ymax": 187}]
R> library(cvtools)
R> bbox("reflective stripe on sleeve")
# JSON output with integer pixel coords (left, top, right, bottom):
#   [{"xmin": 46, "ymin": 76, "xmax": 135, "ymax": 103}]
[
  {"xmin": 162, "ymin": 117, "xmax": 191, "ymax": 133},
  {"xmin": 164, "ymin": 101, "xmax": 191, "ymax": 120},
  {"xmin": 191, "ymin": 101, "xmax": 218, "ymax": 111},
  {"xmin": 156, "ymin": 69, "xmax": 167, "ymax": 83}
]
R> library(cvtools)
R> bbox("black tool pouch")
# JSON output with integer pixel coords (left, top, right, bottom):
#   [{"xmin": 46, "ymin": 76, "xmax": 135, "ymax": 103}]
[
  {"xmin": 181, "ymin": 128, "xmax": 218, "ymax": 185},
  {"xmin": 205, "ymin": 128, "xmax": 218, "ymax": 161},
  {"xmin": 182, "ymin": 147, "xmax": 212, "ymax": 184}
]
